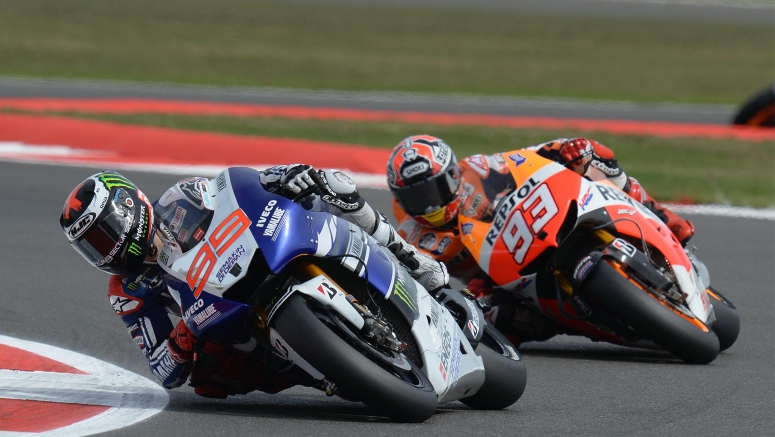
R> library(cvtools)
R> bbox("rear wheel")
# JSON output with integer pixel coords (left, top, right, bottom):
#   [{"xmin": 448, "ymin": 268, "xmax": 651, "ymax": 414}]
[
  {"xmin": 272, "ymin": 294, "xmax": 437, "ymax": 422},
  {"xmin": 706, "ymin": 286, "xmax": 740, "ymax": 352},
  {"xmin": 460, "ymin": 325, "xmax": 527, "ymax": 410},
  {"xmin": 580, "ymin": 260, "xmax": 720, "ymax": 364}
]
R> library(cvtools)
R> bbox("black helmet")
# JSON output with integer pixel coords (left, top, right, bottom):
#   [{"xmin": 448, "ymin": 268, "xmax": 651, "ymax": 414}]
[{"xmin": 60, "ymin": 171, "xmax": 155, "ymax": 275}]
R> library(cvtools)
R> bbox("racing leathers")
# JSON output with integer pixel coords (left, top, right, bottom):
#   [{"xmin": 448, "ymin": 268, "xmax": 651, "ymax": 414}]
[
  {"xmin": 109, "ymin": 165, "xmax": 448, "ymax": 397},
  {"xmin": 392, "ymin": 138, "xmax": 694, "ymax": 344}
]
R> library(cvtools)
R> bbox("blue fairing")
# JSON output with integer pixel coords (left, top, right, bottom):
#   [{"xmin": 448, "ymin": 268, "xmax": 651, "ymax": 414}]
[
  {"xmin": 229, "ymin": 167, "xmax": 398, "ymax": 298},
  {"xmin": 178, "ymin": 167, "xmax": 405, "ymax": 342}
]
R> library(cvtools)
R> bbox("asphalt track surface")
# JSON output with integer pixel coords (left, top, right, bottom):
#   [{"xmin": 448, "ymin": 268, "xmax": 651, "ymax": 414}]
[
  {"xmin": 0, "ymin": 77, "xmax": 739, "ymax": 125},
  {"xmin": 2, "ymin": 161, "xmax": 773, "ymax": 436}
]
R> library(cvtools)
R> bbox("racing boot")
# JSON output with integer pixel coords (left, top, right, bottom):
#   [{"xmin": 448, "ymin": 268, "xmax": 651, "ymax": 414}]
[
  {"xmin": 626, "ymin": 177, "xmax": 695, "ymax": 245},
  {"xmin": 371, "ymin": 212, "xmax": 449, "ymax": 293}
]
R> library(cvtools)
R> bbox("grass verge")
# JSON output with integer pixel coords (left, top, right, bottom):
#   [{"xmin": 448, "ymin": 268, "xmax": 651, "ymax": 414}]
[
  {"xmin": 0, "ymin": 0, "xmax": 772, "ymax": 104},
  {"xmin": 10, "ymin": 111, "xmax": 772, "ymax": 207}
]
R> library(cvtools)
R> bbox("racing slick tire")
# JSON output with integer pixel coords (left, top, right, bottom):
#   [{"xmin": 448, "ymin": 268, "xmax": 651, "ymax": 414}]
[
  {"xmin": 460, "ymin": 324, "xmax": 527, "ymax": 410},
  {"xmin": 732, "ymin": 84, "xmax": 775, "ymax": 127},
  {"xmin": 706, "ymin": 286, "xmax": 740, "ymax": 352},
  {"xmin": 580, "ymin": 260, "xmax": 720, "ymax": 364},
  {"xmin": 272, "ymin": 294, "xmax": 437, "ymax": 423}
]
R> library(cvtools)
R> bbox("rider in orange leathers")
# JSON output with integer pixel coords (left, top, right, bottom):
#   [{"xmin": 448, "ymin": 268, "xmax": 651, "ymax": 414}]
[{"xmin": 387, "ymin": 135, "xmax": 696, "ymax": 345}]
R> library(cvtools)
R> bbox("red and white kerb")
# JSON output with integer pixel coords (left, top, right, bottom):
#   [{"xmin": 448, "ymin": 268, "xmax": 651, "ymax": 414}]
[{"xmin": 0, "ymin": 335, "xmax": 167, "ymax": 436}]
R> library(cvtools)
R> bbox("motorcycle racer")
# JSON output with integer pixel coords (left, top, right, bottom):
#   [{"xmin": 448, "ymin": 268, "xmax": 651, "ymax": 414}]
[
  {"xmin": 60, "ymin": 166, "xmax": 448, "ymax": 399},
  {"xmin": 386, "ymin": 135, "xmax": 696, "ymax": 344}
]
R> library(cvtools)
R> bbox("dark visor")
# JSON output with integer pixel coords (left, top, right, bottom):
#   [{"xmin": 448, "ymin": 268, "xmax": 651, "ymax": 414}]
[
  {"xmin": 393, "ymin": 166, "xmax": 461, "ymax": 216},
  {"xmin": 72, "ymin": 203, "xmax": 133, "ymax": 266}
]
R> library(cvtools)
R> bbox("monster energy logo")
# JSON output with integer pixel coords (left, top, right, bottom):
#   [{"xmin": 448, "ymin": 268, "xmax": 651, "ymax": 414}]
[
  {"xmin": 127, "ymin": 242, "xmax": 143, "ymax": 256},
  {"xmin": 392, "ymin": 280, "xmax": 417, "ymax": 312},
  {"xmin": 127, "ymin": 281, "xmax": 139, "ymax": 291},
  {"xmin": 99, "ymin": 173, "xmax": 135, "ymax": 190}
]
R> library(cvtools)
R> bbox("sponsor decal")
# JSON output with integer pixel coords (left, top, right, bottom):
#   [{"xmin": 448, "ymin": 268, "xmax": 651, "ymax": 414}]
[
  {"xmin": 178, "ymin": 228, "xmax": 188, "ymax": 242},
  {"xmin": 596, "ymin": 185, "xmax": 634, "ymax": 204},
  {"xmin": 63, "ymin": 182, "xmax": 85, "ymax": 222},
  {"xmin": 68, "ymin": 212, "xmax": 95, "ymax": 239},
  {"xmin": 418, "ymin": 233, "xmax": 438, "ymax": 250},
  {"xmin": 513, "ymin": 277, "xmax": 533, "ymax": 292},
  {"xmin": 402, "ymin": 147, "xmax": 418, "ymax": 161},
  {"xmin": 317, "ymin": 282, "xmax": 338, "ymax": 300},
  {"xmin": 200, "ymin": 181, "xmax": 213, "ymax": 210},
  {"xmin": 99, "ymin": 173, "xmax": 135, "ymax": 190},
  {"xmin": 508, "ymin": 153, "xmax": 527, "ymax": 166},
  {"xmin": 435, "ymin": 144, "xmax": 450, "ymax": 164},
  {"xmin": 430, "ymin": 299, "xmax": 440, "ymax": 328},
  {"xmin": 465, "ymin": 155, "xmax": 489, "ymax": 177},
  {"xmin": 617, "ymin": 208, "xmax": 636, "ymax": 216},
  {"xmin": 485, "ymin": 177, "xmax": 540, "ymax": 246},
  {"xmin": 255, "ymin": 200, "xmax": 277, "ymax": 228},
  {"xmin": 322, "ymin": 195, "xmax": 359, "ymax": 211},
  {"xmin": 110, "ymin": 295, "xmax": 140, "ymax": 314},
  {"xmin": 386, "ymin": 165, "xmax": 396, "ymax": 186},
  {"xmin": 437, "ymin": 316, "xmax": 460, "ymax": 386},
  {"xmin": 192, "ymin": 303, "xmax": 221, "ymax": 329},
  {"xmin": 494, "ymin": 153, "xmax": 506, "ymax": 165},
  {"xmin": 273, "ymin": 339, "xmax": 289, "ymax": 358},
  {"xmin": 612, "ymin": 238, "xmax": 637, "ymax": 257},
  {"xmin": 169, "ymin": 206, "xmax": 187, "ymax": 233},
  {"xmin": 178, "ymin": 179, "xmax": 203, "ymax": 205},
  {"xmin": 216, "ymin": 172, "xmax": 228, "ymax": 192},
  {"xmin": 193, "ymin": 228, "xmax": 205, "ymax": 241},
  {"xmin": 392, "ymin": 280, "xmax": 417, "ymax": 312},
  {"xmin": 574, "ymin": 256, "xmax": 594, "ymax": 281},
  {"xmin": 466, "ymin": 194, "xmax": 483, "ymax": 216},
  {"xmin": 579, "ymin": 187, "xmax": 594, "ymax": 211},
  {"xmin": 134, "ymin": 205, "xmax": 147, "ymax": 242},
  {"xmin": 160, "ymin": 202, "xmax": 177, "ymax": 221},
  {"xmin": 263, "ymin": 206, "xmax": 287, "ymax": 239},
  {"xmin": 183, "ymin": 299, "xmax": 204, "ymax": 319},
  {"xmin": 591, "ymin": 160, "xmax": 621, "ymax": 176},
  {"xmin": 461, "ymin": 223, "xmax": 474, "ymax": 235},
  {"xmin": 433, "ymin": 236, "xmax": 452, "ymax": 255},
  {"xmin": 158, "ymin": 250, "xmax": 170, "ymax": 266},
  {"xmin": 464, "ymin": 298, "xmax": 480, "ymax": 337},
  {"xmin": 127, "ymin": 242, "xmax": 143, "ymax": 257},
  {"xmin": 216, "ymin": 245, "xmax": 246, "ymax": 282},
  {"xmin": 332, "ymin": 171, "xmax": 354, "ymax": 186},
  {"xmin": 401, "ymin": 161, "xmax": 430, "ymax": 179},
  {"xmin": 700, "ymin": 290, "xmax": 710, "ymax": 311}
]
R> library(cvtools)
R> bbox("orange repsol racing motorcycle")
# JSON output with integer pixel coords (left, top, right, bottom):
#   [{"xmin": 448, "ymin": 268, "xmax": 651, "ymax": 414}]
[{"xmin": 457, "ymin": 150, "xmax": 739, "ymax": 364}]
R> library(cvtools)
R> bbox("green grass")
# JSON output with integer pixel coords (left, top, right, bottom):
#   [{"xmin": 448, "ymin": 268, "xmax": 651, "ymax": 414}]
[
  {"xmin": 16, "ymin": 111, "xmax": 773, "ymax": 207},
  {"xmin": 0, "ymin": 0, "xmax": 772, "ymax": 104}
]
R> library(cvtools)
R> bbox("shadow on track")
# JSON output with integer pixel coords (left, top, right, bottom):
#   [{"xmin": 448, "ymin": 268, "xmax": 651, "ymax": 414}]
[{"xmin": 163, "ymin": 391, "xmax": 464, "ymax": 423}]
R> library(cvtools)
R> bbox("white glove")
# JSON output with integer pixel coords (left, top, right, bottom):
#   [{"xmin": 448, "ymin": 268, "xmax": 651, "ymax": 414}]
[{"xmin": 280, "ymin": 164, "xmax": 317, "ymax": 195}]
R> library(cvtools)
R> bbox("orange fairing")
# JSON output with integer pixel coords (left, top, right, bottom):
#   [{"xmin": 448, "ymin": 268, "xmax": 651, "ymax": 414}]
[
  {"xmin": 459, "ymin": 151, "xmax": 581, "ymax": 285},
  {"xmin": 595, "ymin": 180, "xmax": 690, "ymax": 272}
]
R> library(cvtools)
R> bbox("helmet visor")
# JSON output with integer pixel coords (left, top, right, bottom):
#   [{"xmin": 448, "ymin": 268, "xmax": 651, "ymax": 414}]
[
  {"xmin": 393, "ymin": 166, "xmax": 461, "ymax": 216},
  {"xmin": 72, "ymin": 202, "xmax": 134, "ymax": 268}
]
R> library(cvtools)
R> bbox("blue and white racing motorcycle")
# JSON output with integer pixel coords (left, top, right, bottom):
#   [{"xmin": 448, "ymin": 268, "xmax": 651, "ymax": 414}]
[{"xmin": 157, "ymin": 167, "xmax": 527, "ymax": 422}]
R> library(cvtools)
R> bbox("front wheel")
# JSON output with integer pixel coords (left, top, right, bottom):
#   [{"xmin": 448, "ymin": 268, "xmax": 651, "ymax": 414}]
[
  {"xmin": 272, "ymin": 294, "xmax": 437, "ymax": 423},
  {"xmin": 707, "ymin": 286, "xmax": 740, "ymax": 352},
  {"xmin": 460, "ymin": 324, "xmax": 527, "ymax": 410},
  {"xmin": 580, "ymin": 260, "xmax": 720, "ymax": 364}
]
